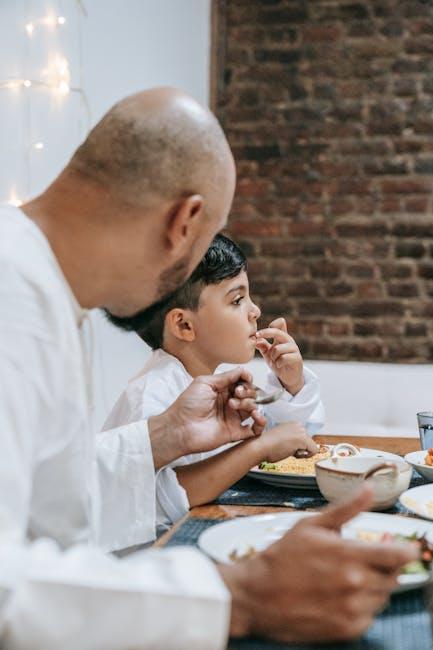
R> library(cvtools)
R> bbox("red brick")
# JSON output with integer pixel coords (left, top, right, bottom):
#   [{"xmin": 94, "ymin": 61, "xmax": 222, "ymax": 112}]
[
  {"xmin": 303, "ymin": 25, "xmax": 342, "ymax": 42},
  {"xmin": 404, "ymin": 197, "xmax": 429, "ymax": 213},
  {"xmin": 230, "ymin": 221, "xmax": 282, "ymax": 237},
  {"xmin": 381, "ymin": 179, "xmax": 432, "ymax": 194},
  {"xmin": 215, "ymin": 0, "xmax": 433, "ymax": 362},
  {"xmin": 236, "ymin": 178, "xmax": 274, "ymax": 198}
]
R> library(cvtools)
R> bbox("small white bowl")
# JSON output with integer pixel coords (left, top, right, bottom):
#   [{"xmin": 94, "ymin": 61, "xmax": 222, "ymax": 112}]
[
  {"xmin": 404, "ymin": 450, "xmax": 433, "ymax": 483},
  {"xmin": 316, "ymin": 456, "xmax": 412, "ymax": 510}
]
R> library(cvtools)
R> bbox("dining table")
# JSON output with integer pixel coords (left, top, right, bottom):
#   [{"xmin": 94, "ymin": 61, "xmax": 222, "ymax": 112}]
[{"xmin": 155, "ymin": 434, "xmax": 433, "ymax": 650}]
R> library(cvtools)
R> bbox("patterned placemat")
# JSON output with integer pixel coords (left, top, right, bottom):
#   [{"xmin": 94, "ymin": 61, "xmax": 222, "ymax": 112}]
[
  {"xmin": 213, "ymin": 471, "xmax": 428, "ymax": 511},
  {"xmin": 165, "ymin": 517, "xmax": 432, "ymax": 650}
]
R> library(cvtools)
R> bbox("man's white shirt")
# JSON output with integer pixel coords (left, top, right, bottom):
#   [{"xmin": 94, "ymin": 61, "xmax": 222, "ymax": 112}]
[
  {"xmin": 0, "ymin": 206, "xmax": 229, "ymax": 649},
  {"xmin": 103, "ymin": 348, "xmax": 325, "ymax": 530}
]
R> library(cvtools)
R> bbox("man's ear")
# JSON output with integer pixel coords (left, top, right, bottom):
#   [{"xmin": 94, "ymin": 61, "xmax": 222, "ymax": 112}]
[
  {"xmin": 165, "ymin": 308, "xmax": 196, "ymax": 342},
  {"xmin": 165, "ymin": 195, "xmax": 204, "ymax": 251}
]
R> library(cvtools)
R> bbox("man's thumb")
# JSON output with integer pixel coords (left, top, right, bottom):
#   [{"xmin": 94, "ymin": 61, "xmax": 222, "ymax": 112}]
[{"xmin": 312, "ymin": 484, "xmax": 373, "ymax": 532}]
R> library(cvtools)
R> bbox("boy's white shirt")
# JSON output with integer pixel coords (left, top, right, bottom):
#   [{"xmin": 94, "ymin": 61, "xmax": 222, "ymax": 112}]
[
  {"xmin": 0, "ymin": 206, "xmax": 230, "ymax": 649},
  {"xmin": 103, "ymin": 349, "xmax": 325, "ymax": 529}
]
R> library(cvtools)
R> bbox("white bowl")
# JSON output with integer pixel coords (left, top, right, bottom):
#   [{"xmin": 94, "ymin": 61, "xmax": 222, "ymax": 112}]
[
  {"xmin": 316, "ymin": 456, "xmax": 412, "ymax": 510},
  {"xmin": 404, "ymin": 450, "xmax": 433, "ymax": 483}
]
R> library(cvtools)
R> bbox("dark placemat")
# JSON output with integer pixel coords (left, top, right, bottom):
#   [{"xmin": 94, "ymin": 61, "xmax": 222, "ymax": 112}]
[
  {"xmin": 213, "ymin": 471, "xmax": 428, "ymax": 511},
  {"xmin": 213, "ymin": 475, "xmax": 326, "ymax": 508},
  {"xmin": 165, "ymin": 518, "xmax": 432, "ymax": 650}
]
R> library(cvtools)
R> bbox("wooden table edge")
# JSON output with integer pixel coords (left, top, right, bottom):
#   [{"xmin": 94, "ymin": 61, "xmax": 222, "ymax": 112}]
[{"xmin": 155, "ymin": 434, "xmax": 421, "ymax": 548}]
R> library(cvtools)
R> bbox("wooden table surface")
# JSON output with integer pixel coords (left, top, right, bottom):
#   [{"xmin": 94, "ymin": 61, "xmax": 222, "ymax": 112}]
[{"xmin": 155, "ymin": 434, "xmax": 421, "ymax": 548}]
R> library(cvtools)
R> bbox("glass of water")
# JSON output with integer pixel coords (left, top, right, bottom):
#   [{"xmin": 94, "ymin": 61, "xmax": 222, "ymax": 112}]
[{"xmin": 418, "ymin": 412, "xmax": 433, "ymax": 450}]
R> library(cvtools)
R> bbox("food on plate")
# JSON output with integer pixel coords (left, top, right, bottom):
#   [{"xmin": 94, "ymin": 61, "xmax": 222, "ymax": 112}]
[
  {"xmin": 424, "ymin": 448, "xmax": 433, "ymax": 466},
  {"xmin": 356, "ymin": 530, "xmax": 433, "ymax": 575},
  {"xmin": 229, "ymin": 545, "xmax": 257, "ymax": 561},
  {"xmin": 259, "ymin": 445, "xmax": 331, "ymax": 475}
]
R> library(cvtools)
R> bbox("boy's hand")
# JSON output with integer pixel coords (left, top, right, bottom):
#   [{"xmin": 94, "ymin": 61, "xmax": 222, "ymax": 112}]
[
  {"xmin": 257, "ymin": 422, "xmax": 318, "ymax": 463},
  {"xmin": 256, "ymin": 317, "xmax": 304, "ymax": 395}
]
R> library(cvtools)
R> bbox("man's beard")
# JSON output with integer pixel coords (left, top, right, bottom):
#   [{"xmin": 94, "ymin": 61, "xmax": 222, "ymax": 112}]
[{"xmin": 104, "ymin": 255, "xmax": 190, "ymax": 332}]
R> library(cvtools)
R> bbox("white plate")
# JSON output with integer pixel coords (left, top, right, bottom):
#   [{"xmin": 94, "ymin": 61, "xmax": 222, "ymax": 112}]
[
  {"xmin": 198, "ymin": 511, "xmax": 433, "ymax": 592},
  {"xmin": 404, "ymin": 451, "xmax": 433, "ymax": 482},
  {"xmin": 248, "ymin": 446, "xmax": 403, "ymax": 490},
  {"xmin": 400, "ymin": 484, "xmax": 433, "ymax": 520}
]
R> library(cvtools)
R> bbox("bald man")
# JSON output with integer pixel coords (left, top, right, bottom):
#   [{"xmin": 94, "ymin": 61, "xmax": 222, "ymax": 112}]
[{"xmin": 0, "ymin": 88, "xmax": 416, "ymax": 649}]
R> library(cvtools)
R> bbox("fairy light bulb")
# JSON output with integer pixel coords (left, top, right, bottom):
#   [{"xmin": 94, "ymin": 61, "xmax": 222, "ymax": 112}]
[
  {"xmin": 57, "ymin": 80, "xmax": 70, "ymax": 95},
  {"xmin": 44, "ymin": 14, "xmax": 57, "ymax": 27},
  {"xmin": 8, "ymin": 190, "xmax": 23, "ymax": 207},
  {"xmin": 23, "ymin": 80, "xmax": 31, "ymax": 88},
  {"xmin": 33, "ymin": 142, "xmax": 44, "ymax": 150},
  {"xmin": 25, "ymin": 22, "xmax": 34, "ymax": 36},
  {"xmin": 57, "ymin": 16, "xmax": 66, "ymax": 25}
]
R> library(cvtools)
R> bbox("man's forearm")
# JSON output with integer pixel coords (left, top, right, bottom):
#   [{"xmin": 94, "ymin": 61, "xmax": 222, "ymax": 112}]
[{"xmin": 148, "ymin": 411, "xmax": 186, "ymax": 470}]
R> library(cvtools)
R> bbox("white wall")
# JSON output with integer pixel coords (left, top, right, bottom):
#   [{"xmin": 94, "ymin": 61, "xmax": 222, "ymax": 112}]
[{"xmin": 0, "ymin": 0, "xmax": 212, "ymax": 428}]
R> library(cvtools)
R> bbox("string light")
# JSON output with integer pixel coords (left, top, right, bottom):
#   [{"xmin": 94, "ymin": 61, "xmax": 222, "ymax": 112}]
[
  {"xmin": 1, "ymin": 3, "xmax": 90, "ymax": 205},
  {"xmin": 23, "ymin": 14, "xmax": 67, "ymax": 36}
]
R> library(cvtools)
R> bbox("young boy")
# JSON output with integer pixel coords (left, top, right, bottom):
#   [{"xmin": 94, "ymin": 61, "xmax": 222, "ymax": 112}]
[{"xmin": 103, "ymin": 235, "xmax": 324, "ymax": 530}]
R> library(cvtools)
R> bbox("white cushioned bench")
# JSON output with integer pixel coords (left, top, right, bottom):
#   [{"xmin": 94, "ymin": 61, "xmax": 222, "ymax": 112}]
[{"xmin": 221, "ymin": 359, "xmax": 433, "ymax": 439}]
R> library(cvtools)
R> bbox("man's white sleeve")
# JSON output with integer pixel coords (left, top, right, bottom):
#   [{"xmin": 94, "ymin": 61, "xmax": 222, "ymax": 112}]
[
  {"xmin": 0, "ymin": 363, "xmax": 231, "ymax": 650},
  {"xmin": 94, "ymin": 421, "xmax": 157, "ymax": 551},
  {"xmin": 0, "ymin": 540, "xmax": 230, "ymax": 650}
]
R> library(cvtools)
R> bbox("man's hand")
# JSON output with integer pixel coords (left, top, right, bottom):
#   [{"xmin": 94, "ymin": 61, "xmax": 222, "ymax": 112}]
[
  {"xmin": 148, "ymin": 367, "xmax": 266, "ymax": 469},
  {"xmin": 255, "ymin": 317, "xmax": 304, "ymax": 395},
  {"xmin": 220, "ymin": 485, "xmax": 418, "ymax": 643}
]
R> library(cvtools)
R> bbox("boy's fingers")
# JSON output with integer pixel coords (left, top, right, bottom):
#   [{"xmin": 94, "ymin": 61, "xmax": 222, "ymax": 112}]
[
  {"xmin": 268, "ymin": 317, "xmax": 288, "ymax": 333},
  {"xmin": 255, "ymin": 338, "xmax": 272, "ymax": 353},
  {"xmin": 310, "ymin": 484, "xmax": 374, "ymax": 532},
  {"xmin": 270, "ymin": 343, "xmax": 298, "ymax": 362},
  {"xmin": 305, "ymin": 437, "xmax": 319, "ymax": 454},
  {"xmin": 256, "ymin": 328, "xmax": 299, "ymax": 347}
]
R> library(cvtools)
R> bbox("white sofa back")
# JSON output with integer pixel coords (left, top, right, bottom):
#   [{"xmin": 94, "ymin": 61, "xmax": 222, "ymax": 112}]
[{"xmin": 221, "ymin": 359, "xmax": 433, "ymax": 439}]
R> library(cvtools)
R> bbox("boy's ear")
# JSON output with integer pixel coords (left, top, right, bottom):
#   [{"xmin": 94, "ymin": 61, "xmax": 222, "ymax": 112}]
[
  {"xmin": 165, "ymin": 195, "xmax": 204, "ymax": 251},
  {"xmin": 165, "ymin": 308, "xmax": 196, "ymax": 342}
]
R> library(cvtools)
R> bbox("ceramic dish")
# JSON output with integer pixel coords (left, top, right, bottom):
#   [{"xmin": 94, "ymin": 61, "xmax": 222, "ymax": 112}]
[
  {"xmin": 404, "ymin": 450, "xmax": 433, "ymax": 483},
  {"xmin": 248, "ymin": 446, "xmax": 403, "ymax": 490},
  {"xmin": 198, "ymin": 511, "xmax": 433, "ymax": 592},
  {"xmin": 316, "ymin": 456, "xmax": 411, "ymax": 509},
  {"xmin": 399, "ymin": 484, "xmax": 433, "ymax": 521}
]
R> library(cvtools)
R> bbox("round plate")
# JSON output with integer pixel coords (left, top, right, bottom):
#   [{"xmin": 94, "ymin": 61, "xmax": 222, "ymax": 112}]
[
  {"xmin": 404, "ymin": 451, "xmax": 433, "ymax": 483},
  {"xmin": 399, "ymin": 484, "xmax": 433, "ymax": 520},
  {"xmin": 198, "ymin": 511, "xmax": 433, "ymax": 592},
  {"xmin": 248, "ymin": 446, "xmax": 403, "ymax": 490}
]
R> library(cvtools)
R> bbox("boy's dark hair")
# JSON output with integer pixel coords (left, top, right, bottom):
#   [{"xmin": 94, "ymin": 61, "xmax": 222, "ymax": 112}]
[{"xmin": 137, "ymin": 233, "xmax": 247, "ymax": 349}]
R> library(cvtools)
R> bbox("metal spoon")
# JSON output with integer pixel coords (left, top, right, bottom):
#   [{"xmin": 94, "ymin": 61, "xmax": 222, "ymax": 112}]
[
  {"xmin": 253, "ymin": 385, "xmax": 285, "ymax": 405},
  {"xmin": 235, "ymin": 381, "xmax": 285, "ymax": 406}
]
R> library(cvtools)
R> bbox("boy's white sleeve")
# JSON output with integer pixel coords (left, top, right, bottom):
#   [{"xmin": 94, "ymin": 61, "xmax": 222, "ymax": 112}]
[
  {"xmin": 154, "ymin": 465, "xmax": 191, "ymax": 530},
  {"xmin": 263, "ymin": 366, "xmax": 325, "ymax": 435}
]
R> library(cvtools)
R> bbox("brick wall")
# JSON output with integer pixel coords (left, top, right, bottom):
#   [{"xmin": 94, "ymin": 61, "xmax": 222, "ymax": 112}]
[{"xmin": 212, "ymin": 0, "xmax": 433, "ymax": 362}]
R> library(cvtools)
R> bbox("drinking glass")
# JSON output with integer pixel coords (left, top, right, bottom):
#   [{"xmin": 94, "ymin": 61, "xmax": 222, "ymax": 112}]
[{"xmin": 418, "ymin": 412, "xmax": 433, "ymax": 450}]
